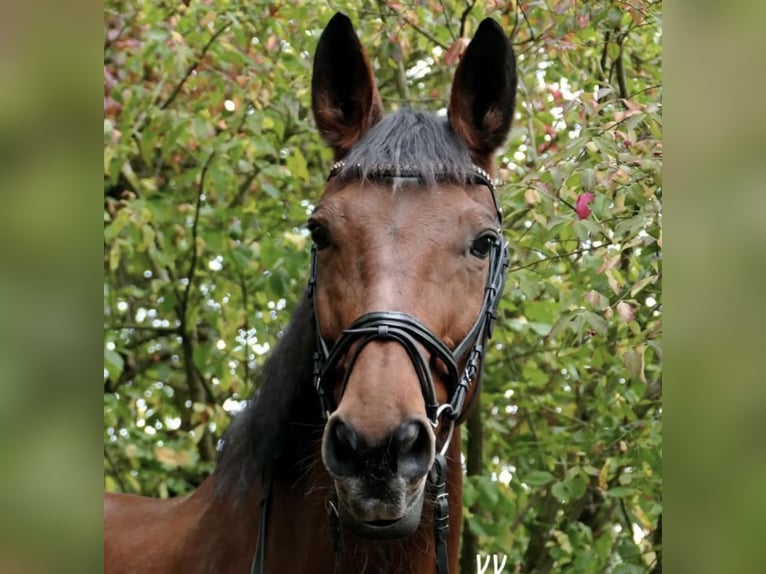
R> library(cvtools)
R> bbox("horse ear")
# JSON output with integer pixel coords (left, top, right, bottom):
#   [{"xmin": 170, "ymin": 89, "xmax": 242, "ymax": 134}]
[
  {"xmin": 312, "ymin": 13, "xmax": 383, "ymax": 159},
  {"xmin": 448, "ymin": 18, "xmax": 517, "ymax": 165}
]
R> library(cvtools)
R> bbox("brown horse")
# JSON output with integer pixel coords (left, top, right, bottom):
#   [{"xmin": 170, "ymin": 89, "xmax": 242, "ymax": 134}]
[{"xmin": 104, "ymin": 13, "xmax": 516, "ymax": 574}]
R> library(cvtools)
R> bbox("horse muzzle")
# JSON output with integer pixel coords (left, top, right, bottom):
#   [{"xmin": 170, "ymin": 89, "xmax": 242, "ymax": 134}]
[
  {"xmin": 321, "ymin": 416, "xmax": 434, "ymax": 539},
  {"xmin": 333, "ymin": 475, "xmax": 427, "ymax": 539}
]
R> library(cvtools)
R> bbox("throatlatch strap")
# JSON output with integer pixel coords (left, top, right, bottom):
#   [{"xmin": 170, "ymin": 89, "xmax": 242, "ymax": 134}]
[
  {"xmin": 251, "ymin": 476, "xmax": 272, "ymax": 574},
  {"xmin": 429, "ymin": 453, "xmax": 450, "ymax": 574}
]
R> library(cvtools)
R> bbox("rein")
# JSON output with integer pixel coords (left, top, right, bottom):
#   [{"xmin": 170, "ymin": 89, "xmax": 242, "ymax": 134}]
[{"xmin": 251, "ymin": 161, "xmax": 509, "ymax": 574}]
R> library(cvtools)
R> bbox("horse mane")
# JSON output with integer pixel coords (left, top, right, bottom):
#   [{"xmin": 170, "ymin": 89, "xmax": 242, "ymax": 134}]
[
  {"xmin": 214, "ymin": 108, "xmax": 476, "ymax": 499},
  {"xmin": 337, "ymin": 108, "xmax": 477, "ymax": 186},
  {"xmin": 214, "ymin": 293, "xmax": 323, "ymax": 498}
]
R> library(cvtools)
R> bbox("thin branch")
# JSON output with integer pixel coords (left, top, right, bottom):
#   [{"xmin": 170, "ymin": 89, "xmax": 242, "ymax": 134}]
[
  {"xmin": 507, "ymin": 247, "xmax": 597, "ymax": 274},
  {"xmin": 182, "ymin": 153, "xmax": 215, "ymax": 316},
  {"xmin": 600, "ymin": 30, "xmax": 611, "ymax": 82},
  {"xmin": 159, "ymin": 22, "xmax": 230, "ymax": 111},
  {"xmin": 629, "ymin": 82, "xmax": 663, "ymax": 98},
  {"xmin": 438, "ymin": 0, "xmax": 457, "ymax": 41},
  {"xmin": 228, "ymin": 98, "xmax": 260, "ymax": 208},
  {"xmin": 510, "ymin": 0, "xmax": 521, "ymax": 42},
  {"xmin": 388, "ymin": 7, "xmax": 448, "ymax": 50},
  {"xmin": 615, "ymin": 33, "xmax": 629, "ymax": 100},
  {"xmin": 107, "ymin": 323, "xmax": 180, "ymax": 335},
  {"xmin": 375, "ymin": 0, "xmax": 413, "ymax": 102},
  {"xmin": 458, "ymin": 0, "xmax": 476, "ymax": 38},
  {"xmin": 517, "ymin": 77, "xmax": 538, "ymax": 166},
  {"xmin": 511, "ymin": 492, "xmax": 542, "ymax": 531},
  {"xmin": 229, "ymin": 170, "xmax": 259, "ymax": 209},
  {"xmin": 518, "ymin": 1, "xmax": 536, "ymax": 42},
  {"xmin": 652, "ymin": 513, "xmax": 662, "ymax": 573},
  {"xmin": 175, "ymin": 154, "xmax": 217, "ymax": 464},
  {"xmin": 194, "ymin": 364, "xmax": 219, "ymax": 404}
]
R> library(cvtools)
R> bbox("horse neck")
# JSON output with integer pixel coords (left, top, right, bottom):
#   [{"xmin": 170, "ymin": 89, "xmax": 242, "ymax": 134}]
[
  {"xmin": 166, "ymin": 477, "xmax": 259, "ymax": 573},
  {"xmin": 175, "ymin": 293, "xmax": 322, "ymax": 572}
]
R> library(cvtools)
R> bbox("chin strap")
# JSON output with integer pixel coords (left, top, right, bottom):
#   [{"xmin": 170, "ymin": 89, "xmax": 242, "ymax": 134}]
[{"xmin": 429, "ymin": 452, "xmax": 451, "ymax": 574}]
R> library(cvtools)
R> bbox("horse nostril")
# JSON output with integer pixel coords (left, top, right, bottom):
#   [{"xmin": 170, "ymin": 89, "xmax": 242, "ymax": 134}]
[
  {"xmin": 335, "ymin": 419, "xmax": 359, "ymax": 453},
  {"xmin": 396, "ymin": 421, "xmax": 420, "ymax": 454},
  {"xmin": 393, "ymin": 419, "xmax": 433, "ymax": 480},
  {"xmin": 323, "ymin": 418, "xmax": 360, "ymax": 477}
]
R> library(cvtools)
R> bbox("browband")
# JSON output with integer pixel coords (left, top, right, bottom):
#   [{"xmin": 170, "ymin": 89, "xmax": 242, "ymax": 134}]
[{"xmin": 327, "ymin": 160, "xmax": 502, "ymax": 223}]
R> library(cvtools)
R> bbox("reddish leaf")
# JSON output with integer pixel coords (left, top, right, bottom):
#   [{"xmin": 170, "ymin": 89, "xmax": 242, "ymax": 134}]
[
  {"xmin": 444, "ymin": 38, "xmax": 469, "ymax": 66},
  {"xmin": 575, "ymin": 192, "xmax": 595, "ymax": 219}
]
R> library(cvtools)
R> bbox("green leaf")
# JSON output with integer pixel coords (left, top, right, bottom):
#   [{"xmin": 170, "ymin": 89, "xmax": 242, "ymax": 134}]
[
  {"xmin": 605, "ymin": 486, "xmax": 635, "ymax": 498},
  {"xmin": 623, "ymin": 346, "xmax": 646, "ymax": 383},
  {"xmin": 286, "ymin": 150, "xmax": 309, "ymax": 182},
  {"xmin": 583, "ymin": 311, "xmax": 608, "ymax": 336},
  {"xmin": 524, "ymin": 470, "xmax": 555, "ymax": 486},
  {"xmin": 104, "ymin": 349, "xmax": 124, "ymax": 380},
  {"xmin": 630, "ymin": 274, "xmax": 658, "ymax": 297},
  {"xmin": 551, "ymin": 480, "xmax": 570, "ymax": 503}
]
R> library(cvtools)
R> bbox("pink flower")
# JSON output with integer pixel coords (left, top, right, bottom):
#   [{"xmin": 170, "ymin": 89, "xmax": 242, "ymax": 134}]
[{"xmin": 575, "ymin": 192, "xmax": 595, "ymax": 220}]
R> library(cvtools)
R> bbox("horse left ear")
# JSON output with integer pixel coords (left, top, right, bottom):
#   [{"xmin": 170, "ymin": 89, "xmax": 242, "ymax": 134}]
[
  {"xmin": 448, "ymin": 18, "xmax": 517, "ymax": 166},
  {"xmin": 312, "ymin": 13, "xmax": 383, "ymax": 160}
]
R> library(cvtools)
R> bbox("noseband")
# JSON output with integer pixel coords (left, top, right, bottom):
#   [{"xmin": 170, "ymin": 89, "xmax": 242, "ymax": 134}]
[{"xmin": 251, "ymin": 162, "xmax": 509, "ymax": 574}]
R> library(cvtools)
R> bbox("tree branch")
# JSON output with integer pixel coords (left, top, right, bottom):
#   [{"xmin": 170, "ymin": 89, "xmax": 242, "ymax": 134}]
[
  {"xmin": 600, "ymin": 30, "xmax": 611, "ymax": 83},
  {"xmin": 376, "ymin": 1, "xmax": 412, "ymax": 101},
  {"xmin": 439, "ymin": 0, "xmax": 457, "ymax": 41},
  {"xmin": 182, "ymin": 153, "xmax": 214, "ymax": 315},
  {"xmin": 160, "ymin": 22, "xmax": 230, "ymax": 111},
  {"xmin": 518, "ymin": 1, "xmax": 536, "ymax": 42},
  {"xmin": 108, "ymin": 323, "xmax": 180, "ymax": 336},
  {"xmin": 388, "ymin": 6, "xmax": 448, "ymax": 50},
  {"xmin": 177, "ymin": 153, "xmax": 217, "ymax": 464},
  {"xmin": 615, "ymin": 33, "xmax": 629, "ymax": 100},
  {"xmin": 652, "ymin": 513, "xmax": 662, "ymax": 573},
  {"xmin": 458, "ymin": 0, "xmax": 476, "ymax": 39},
  {"xmin": 507, "ymin": 247, "xmax": 599, "ymax": 274}
]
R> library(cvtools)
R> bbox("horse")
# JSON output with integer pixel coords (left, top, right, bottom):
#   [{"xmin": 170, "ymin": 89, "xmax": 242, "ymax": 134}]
[{"xmin": 104, "ymin": 12, "xmax": 517, "ymax": 574}]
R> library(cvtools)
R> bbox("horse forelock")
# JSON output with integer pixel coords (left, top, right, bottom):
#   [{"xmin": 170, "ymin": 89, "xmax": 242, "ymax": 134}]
[{"xmin": 337, "ymin": 108, "xmax": 480, "ymax": 186}]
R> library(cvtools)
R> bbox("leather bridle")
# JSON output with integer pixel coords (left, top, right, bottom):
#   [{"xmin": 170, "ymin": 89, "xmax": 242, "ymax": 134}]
[
  {"xmin": 311, "ymin": 160, "xmax": 509, "ymax": 428},
  {"xmin": 251, "ymin": 161, "xmax": 510, "ymax": 574}
]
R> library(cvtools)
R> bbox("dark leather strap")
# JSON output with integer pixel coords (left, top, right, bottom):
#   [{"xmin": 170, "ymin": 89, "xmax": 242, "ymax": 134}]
[
  {"xmin": 317, "ymin": 310, "xmax": 460, "ymax": 422},
  {"xmin": 250, "ymin": 475, "xmax": 271, "ymax": 574},
  {"xmin": 429, "ymin": 453, "xmax": 450, "ymax": 574},
  {"xmin": 327, "ymin": 160, "xmax": 502, "ymax": 223}
]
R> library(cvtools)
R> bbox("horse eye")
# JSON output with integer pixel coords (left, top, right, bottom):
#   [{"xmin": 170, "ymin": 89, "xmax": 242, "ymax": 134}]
[
  {"xmin": 308, "ymin": 221, "xmax": 331, "ymax": 250},
  {"xmin": 470, "ymin": 234, "xmax": 496, "ymax": 259}
]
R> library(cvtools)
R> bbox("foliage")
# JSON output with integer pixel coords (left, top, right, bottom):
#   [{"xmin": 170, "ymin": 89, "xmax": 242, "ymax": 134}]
[{"xmin": 104, "ymin": 1, "xmax": 661, "ymax": 572}]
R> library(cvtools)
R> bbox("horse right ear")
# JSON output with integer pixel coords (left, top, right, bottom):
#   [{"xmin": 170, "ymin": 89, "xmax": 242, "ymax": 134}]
[{"xmin": 311, "ymin": 13, "xmax": 383, "ymax": 160}]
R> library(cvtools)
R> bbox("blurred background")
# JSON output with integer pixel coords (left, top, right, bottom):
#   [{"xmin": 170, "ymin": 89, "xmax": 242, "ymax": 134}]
[
  {"xmin": 101, "ymin": 1, "xmax": 662, "ymax": 572},
  {"xmin": 13, "ymin": 0, "xmax": 766, "ymax": 569},
  {"xmin": 5, "ymin": 0, "xmax": 762, "ymax": 572}
]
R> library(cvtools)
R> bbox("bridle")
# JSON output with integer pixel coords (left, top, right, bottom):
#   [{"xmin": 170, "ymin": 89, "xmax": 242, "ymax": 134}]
[{"xmin": 252, "ymin": 161, "xmax": 510, "ymax": 574}]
